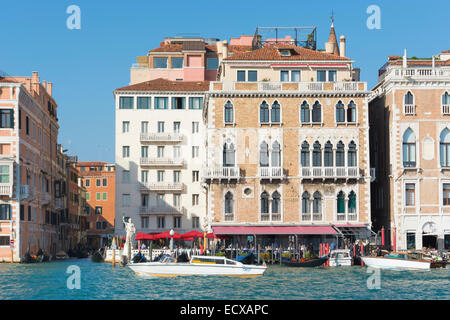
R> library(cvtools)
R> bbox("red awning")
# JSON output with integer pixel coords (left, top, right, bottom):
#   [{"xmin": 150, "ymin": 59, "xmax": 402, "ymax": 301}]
[
  {"xmin": 135, "ymin": 232, "xmax": 155, "ymax": 240},
  {"xmin": 212, "ymin": 226, "xmax": 338, "ymax": 235},
  {"xmin": 181, "ymin": 230, "xmax": 204, "ymax": 239},
  {"xmin": 154, "ymin": 230, "xmax": 182, "ymax": 240}
]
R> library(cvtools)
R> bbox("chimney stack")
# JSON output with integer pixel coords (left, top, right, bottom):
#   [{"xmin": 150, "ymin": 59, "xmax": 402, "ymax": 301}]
[
  {"xmin": 32, "ymin": 71, "xmax": 39, "ymax": 83},
  {"xmin": 47, "ymin": 82, "xmax": 53, "ymax": 96},
  {"xmin": 339, "ymin": 35, "xmax": 346, "ymax": 57}
]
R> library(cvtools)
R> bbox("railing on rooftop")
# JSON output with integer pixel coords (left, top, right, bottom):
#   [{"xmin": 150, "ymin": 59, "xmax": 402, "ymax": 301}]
[{"xmin": 210, "ymin": 81, "xmax": 366, "ymax": 92}]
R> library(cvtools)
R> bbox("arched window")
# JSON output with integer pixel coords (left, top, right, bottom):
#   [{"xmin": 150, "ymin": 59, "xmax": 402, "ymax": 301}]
[
  {"xmin": 271, "ymin": 101, "xmax": 280, "ymax": 123},
  {"xmin": 223, "ymin": 143, "xmax": 235, "ymax": 167},
  {"xmin": 440, "ymin": 128, "xmax": 450, "ymax": 167},
  {"xmin": 337, "ymin": 191, "xmax": 345, "ymax": 214},
  {"xmin": 313, "ymin": 191, "xmax": 322, "ymax": 214},
  {"xmin": 261, "ymin": 192, "xmax": 269, "ymax": 214},
  {"xmin": 260, "ymin": 101, "xmax": 270, "ymax": 123},
  {"xmin": 271, "ymin": 141, "xmax": 281, "ymax": 167},
  {"xmin": 224, "ymin": 101, "xmax": 234, "ymax": 124},
  {"xmin": 443, "ymin": 92, "xmax": 450, "ymax": 105},
  {"xmin": 313, "ymin": 141, "xmax": 322, "ymax": 167},
  {"xmin": 301, "ymin": 141, "xmax": 310, "ymax": 167},
  {"xmin": 348, "ymin": 191, "xmax": 356, "ymax": 214},
  {"xmin": 348, "ymin": 141, "xmax": 357, "ymax": 167},
  {"xmin": 272, "ymin": 191, "xmax": 280, "ymax": 214},
  {"xmin": 335, "ymin": 100, "xmax": 345, "ymax": 123},
  {"xmin": 259, "ymin": 141, "xmax": 269, "ymax": 167},
  {"xmin": 336, "ymin": 141, "xmax": 345, "ymax": 167},
  {"xmin": 302, "ymin": 192, "xmax": 310, "ymax": 214},
  {"xmin": 405, "ymin": 91, "xmax": 414, "ymax": 105},
  {"xmin": 301, "ymin": 101, "xmax": 310, "ymax": 123},
  {"xmin": 324, "ymin": 141, "xmax": 333, "ymax": 167},
  {"xmin": 312, "ymin": 101, "xmax": 321, "ymax": 123},
  {"xmin": 347, "ymin": 100, "xmax": 356, "ymax": 123},
  {"xmin": 403, "ymin": 128, "xmax": 416, "ymax": 167},
  {"xmin": 225, "ymin": 192, "xmax": 234, "ymax": 214}
]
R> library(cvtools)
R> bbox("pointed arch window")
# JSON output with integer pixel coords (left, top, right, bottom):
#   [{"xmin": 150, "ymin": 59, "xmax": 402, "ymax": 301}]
[
  {"xmin": 405, "ymin": 91, "xmax": 414, "ymax": 105},
  {"xmin": 313, "ymin": 191, "xmax": 322, "ymax": 215},
  {"xmin": 348, "ymin": 141, "xmax": 357, "ymax": 167},
  {"xmin": 301, "ymin": 141, "xmax": 310, "ymax": 167},
  {"xmin": 440, "ymin": 128, "xmax": 450, "ymax": 167},
  {"xmin": 336, "ymin": 141, "xmax": 345, "ymax": 167},
  {"xmin": 301, "ymin": 101, "xmax": 310, "ymax": 123},
  {"xmin": 224, "ymin": 101, "xmax": 234, "ymax": 124},
  {"xmin": 302, "ymin": 192, "xmax": 310, "ymax": 214},
  {"xmin": 271, "ymin": 101, "xmax": 280, "ymax": 123},
  {"xmin": 348, "ymin": 191, "xmax": 356, "ymax": 214},
  {"xmin": 403, "ymin": 128, "xmax": 416, "ymax": 167},
  {"xmin": 347, "ymin": 100, "xmax": 356, "ymax": 123},
  {"xmin": 336, "ymin": 100, "xmax": 345, "ymax": 123},
  {"xmin": 261, "ymin": 192, "xmax": 269, "ymax": 214},
  {"xmin": 259, "ymin": 141, "xmax": 269, "ymax": 167},
  {"xmin": 443, "ymin": 92, "xmax": 450, "ymax": 105},
  {"xmin": 337, "ymin": 191, "xmax": 346, "ymax": 214},
  {"xmin": 271, "ymin": 141, "xmax": 281, "ymax": 167},
  {"xmin": 225, "ymin": 192, "xmax": 234, "ymax": 214},
  {"xmin": 324, "ymin": 141, "xmax": 333, "ymax": 167},
  {"xmin": 312, "ymin": 101, "xmax": 322, "ymax": 123},
  {"xmin": 260, "ymin": 101, "xmax": 270, "ymax": 123},
  {"xmin": 312, "ymin": 141, "xmax": 322, "ymax": 167},
  {"xmin": 272, "ymin": 191, "xmax": 281, "ymax": 214},
  {"xmin": 223, "ymin": 143, "xmax": 235, "ymax": 167}
]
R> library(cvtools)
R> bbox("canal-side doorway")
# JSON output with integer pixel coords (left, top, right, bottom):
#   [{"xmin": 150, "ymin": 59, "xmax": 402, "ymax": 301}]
[{"xmin": 422, "ymin": 235, "xmax": 437, "ymax": 249}]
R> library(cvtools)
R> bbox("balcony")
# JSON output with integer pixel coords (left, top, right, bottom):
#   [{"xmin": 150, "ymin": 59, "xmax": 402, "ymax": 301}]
[
  {"xmin": 337, "ymin": 213, "xmax": 357, "ymax": 222},
  {"xmin": 443, "ymin": 105, "xmax": 450, "ymax": 115},
  {"xmin": 140, "ymin": 206, "xmax": 185, "ymax": 215},
  {"xmin": 0, "ymin": 184, "xmax": 12, "ymax": 197},
  {"xmin": 140, "ymin": 157, "xmax": 184, "ymax": 167},
  {"xmin": 260, "ymin": 213, "xmax": 282, "ymax": 222},
  {"xmin": 387, "ymin": 67, "xmax": 450, "ymax": 81},
  {"xmin": 140, "ymin": 182, "xmax": 184, "ymax": 192},
  {"xmin": 404, "ymin": 104, "xmax": 416, "ymax": 115},
  {"xmin": 210, "ymin": 81, "xmax": 367, "ymax": 93},
  {"xmin": 202, "ymin": 166, "xmax": 240, "ymax": 180},
  {"xmin": 40, "ymin": 192, "xmax": 51, "ymax": 204},
  {"xmin": 140, "ymin": 132, "xmax": 183, "ymax": 143},
  {"xmin": 259, "ymin": 167, "xmax": 284, "ymax": 180},
  {"xmin": 300, "ymin": 167, "xmax": 360, "ymax": 180},
  {"xmin": 301, "ymin": 213, "xmax": 322, "ymax": 221},
  {"xmin": 55, "ymin": 198, "xmax": 64, "ymax": 210}
]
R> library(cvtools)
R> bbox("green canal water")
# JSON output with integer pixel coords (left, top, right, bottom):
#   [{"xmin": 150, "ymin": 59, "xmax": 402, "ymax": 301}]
[{"xmin": 0, "ymin": 258, "xmax": 449, "ymax": 300}]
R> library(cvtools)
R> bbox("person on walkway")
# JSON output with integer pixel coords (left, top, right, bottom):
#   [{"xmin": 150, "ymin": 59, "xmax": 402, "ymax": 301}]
[
  {"xmin": 141, "ymin": 243, "xmax": 147, "ymax": 250},
  {"xmin": 330, "ymin": 241, "xmax": 337, "ymax": 251}
]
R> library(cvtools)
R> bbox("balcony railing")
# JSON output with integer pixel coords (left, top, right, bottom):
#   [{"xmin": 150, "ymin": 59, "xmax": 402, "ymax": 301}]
[
  {"xmin": 224, "ymin": 214, "xmax": 234, "ymax": 222},
  {"xmin": 140, "ymin": 157, "xmax": 184, "ymax": 167},
  {"xmin": 55, "ymin": 198, "xmax": 64, "ymax": 210},
  {"xmin": 261, "ymin": 214, "xmax": 282, "ymax": 222},
  {"xmin": 404, "ymin": 104, "xmax": 416, "ymax": 115},
  {"xmin": 40, "ymin": 192, "xmax": 51, "ymax": 204},
  {"xmin": 140, "ymin": 206, "xmax": 185, "ymax": 215},
  {"xmin": 443, "ymin": 104, "xmax": 450, "ymax": 115},
  {"xmin": 300, "ymin": 167, "xmax": 360, "ymax": 179},
  {"xmin": 301, "ymin": 213, "xmax": 322, "ymax": 221},
  {"xmin": 388, "ymin": 67, "xmax": 450, "ymax": 80},
  {"xmin": 140, "ymin": 182, "xmax": 184, "ymax": 192},
  {"xmin": 203, "ymin": 166, "xmax": 240, "ymax": 180},
  {"xmin": 259, "ymin": 167, "xmax": 284, "ymax": 179},
  {"xmin": 211, "ymin": 81, "xmax": 366, "ymax": 92},
  {"xmin": 337, "ymin": 213, "xmax": 357, "ymax": 221},
  {"xmin": 0, "ymin": 184, "xmax": 12, "ymax": 197},
  {"xmin": 140, "ymin": 133, "xmax": 183, "ymax": 143}
]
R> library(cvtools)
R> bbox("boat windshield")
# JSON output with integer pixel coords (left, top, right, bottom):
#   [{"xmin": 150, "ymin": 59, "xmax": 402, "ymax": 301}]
[
  {"xmin": 191, "ymin": 257, "xmax": 225, "ymax": 264},
  {"xmin": 385, "ymin": 253, "xmax": 416, "ymax": 260},
  {"xmin": 160, "ymin": 255, "xmax": 176, "ymax": 264}
]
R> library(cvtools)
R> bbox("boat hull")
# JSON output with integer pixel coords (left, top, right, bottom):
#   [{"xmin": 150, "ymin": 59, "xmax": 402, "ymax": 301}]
[
  {"xmin": 128, "ymin": 262, "xmax": 266, "ymax": 277},
  {"xmin": 329, "ymin": 257, "xmax": 352, "ymax": 267},
  {"xmin": 283, "ymin": 256, "xmax": 328, "ymax": 268},
  {"xmin": 361, "ymin": 256, "xmax": 431, "ymax": 270}
]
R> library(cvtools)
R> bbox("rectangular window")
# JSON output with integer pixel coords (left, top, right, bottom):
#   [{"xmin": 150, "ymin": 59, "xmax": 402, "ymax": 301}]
[
  {"xmin": 122, "ymin": 194, "xmax": 130, "ymax": 207},
  {"xmin": 157, "ymin": 216, "xmax": 165, "ymax": 229},
  {"xmin": 192, "ymin": 146, "xmax": 199, "ymax": 158},
  {"xmin": 157, "ymin": 170, "xmax": 165, "ymax": 182},
  {"xmin": 122, "ymin": 170, "xmax": 130, "ymax": 183},
  {"xmin": 405, "ymin": 184, "xmax": 415, "ymax": 206},
  {"xmin": 96, "ymin": 192, "xmax": 101, "ymax": 201},
  {"xmin": 443, "ymin": 184, "xmax": 450, "ymax": 205},
  {"xmin": 237, "ymin": 70, "xmax": 246, "ymax": 82},
  {"xmin": 192, "ymin": 216, "xmax": 200, "ymax": 228},
  {"xmin": 28, "ymin": 206, "xmax": 31, "ymax": 221},
  {"xmin": 86, "ymin": 207, "xmax": 90, "ymax": 215},
  {"xmin": 0, "ymin": 204, "xmax": 11, "ymax": 220},
  {"xmin": 171, "ymin": 57, "xmax": 184, "ymax": 69},
  {"xmin": 173, "ymin": 146, "xmax": 181, "ymax": 159},
  {"xmin": 317, "ymin": 70, "xmax": 327, "ymax": 82},
  {"xmin": 172, "ymin": 97, "xmax": 185, "ymax": 110},
  {"xmin": 141, "ymin": 194, "xmax": 149, "ymax": 207},
  {"xmin": 0, "ymin": 235, "xmax": 10, "ymax": 246},
  {"xmin": 328, "ymin": 70, "xmax": 337, "ymax": 82},
  {"xmin": 0, "ymin": 109, "xmax": 13, "ymax": 128},
  {"xmin": 95, "ymin": 206, "xmax": 102, "ymax": 215},
  {"xmin": 192, "ymin": 171, "xmax": 199, "ymax": 182},
  {"xmin": 280, "ymin": 71, "xmax": 289, "ymax": 82},
  {"xmin": 102, "ymin": 192, "xmax": 107, "ymax": 200},
  {"xmin": 192, "ymin": 194, "xmax": 199, "ymax": 206},
  {"xmin": 85, "ymin": 179, "xmax": 90, "ymax": 187},
  {"xmin": 407, "ymin": 232, "xmax": 416, "ymax": 250},
  {"xmin": 96, "ymin": 179, "xmax": 101, "ymax": 187},
  {"xmin": 141, "ymin": 170, "xmax": 148, "ymax": 183},
  {"xmin": 189, "ymin": 97, "xmax": 203, "ymax": 110},
  {"xmin": 192, "ymin": 122, "xmax": 199, "ymax": 133},
  {"xmin": 122, "ymin": 121, "xmax": 129, "ymax": 133},
  {"xmin": 173, "ymin": 170, "xmax": 180, "ymax": 183},
  {"xmin": 26, "ymin": 116, "xmax": 29, "ymax": 135},
  {"xmin": 291, "ymin": 70, "xmax": 301, "ymax": 82},
  {"xmin": 141, "ymin": 121, "xmax": 148, "ymax": 133},
  {"xmin": 153, "ymin": 57, "xmax": 168, "ymax": 68},
  {"xmin": 96, "ymin": 222, "xmax": 101, "ymax": 230},
  {"xmin": 173, "ymin": 216, "xmax": 181, "ymax": 229},
  {"xmin": 86, "ymin": 192, "xmax": 90, "ymax": 201},
  {"xmin": 141, "ymin": 146, "xmax": 149, "ymax": 158},
  {"xmin": 119, "ymin": 97, "xmax": 134, "ymax": 109},
  {"xmin": 155, "ymin": 97, "xmax": 168, "ymax": 109},
  {"xmin": 157, "ymin": 194, "xmax": 165, "ymax": 207},
  {"xmin": 206, "ymin": 57, "xmax": 219, "ymax": 70},
  {"xmin": 248, "ymin": 71, "xmax": 257, "ymax": 82},
  {"xmin": 157, "ymin": 146, "xmax": 165, "ymax": 158},
  {"xmin": 122, "ymin": 146, "xmax": 130, "ymax": 158},
  {"xmin": 137, "ymin": 97, "xmax": 150, "ymax": 109},
  {"xmin": 173, "ymin": 194, "xmax": 181, "ymax": 208},
  {"xmin": 173, "ymin": 122, "xmax": 181, "ymax": 133},
  {"xmin": 157, "ymin": 122, "xmax": 165, "ymax": 133},
  {"xmin": 141, "ymin": 216, "xmax": 149, "ymax": 229},
  {"xmin": 0, "ymin": 165, "xmax": 10, "ymax": 183}
]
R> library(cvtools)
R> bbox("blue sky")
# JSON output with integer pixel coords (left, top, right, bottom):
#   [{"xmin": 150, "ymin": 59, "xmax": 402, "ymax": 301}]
[{"xmin": 1, "ymin": 0, "xmax": 449, "ymax": 163}]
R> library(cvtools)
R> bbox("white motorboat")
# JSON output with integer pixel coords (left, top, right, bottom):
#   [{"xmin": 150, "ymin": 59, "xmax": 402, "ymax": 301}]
[
  {"xmin": 361, "ymin": 252, "xmax": 447, "ymax": 270},
  {"xmin": 127, "ymin": 254, "xmax": 267, "ymax": 277},
  {"xmin": 329, "ymin": 249, "xmax": 352, "ymax": 266}
]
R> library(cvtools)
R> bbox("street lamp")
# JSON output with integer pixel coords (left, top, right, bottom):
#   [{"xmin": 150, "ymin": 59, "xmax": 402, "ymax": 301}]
[{"xmin": 169, "ymin": 229, "xmax": 174, "ymax": 251}]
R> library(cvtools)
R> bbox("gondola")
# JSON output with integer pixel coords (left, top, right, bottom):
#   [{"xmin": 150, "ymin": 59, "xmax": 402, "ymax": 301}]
[
  {"xmin": 283, "ymin": 256, "xmax": 328, "ymax": 267},
  {"xmin": 91, "ymin": 249, "xmax": 104, "ymax": 263}
]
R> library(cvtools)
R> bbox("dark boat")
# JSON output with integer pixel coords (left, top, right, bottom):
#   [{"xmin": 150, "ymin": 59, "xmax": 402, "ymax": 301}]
[
  {"xmin": 91, "ymin": 250, "xmax": 104, "ymax": 263},
  {"xmin": 236, "ymin": 252, "xmax": 255, "ymax": 265},
  {"xmin": 283, "ymin": 256, "xmax": 328, "ymax": 267}
]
